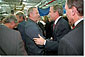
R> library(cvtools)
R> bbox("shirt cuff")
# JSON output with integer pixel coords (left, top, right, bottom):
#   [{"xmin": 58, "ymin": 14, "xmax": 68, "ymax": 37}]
[{"xmin": 44, "ymin": 40, "xmax": 46, "ymax": 45}]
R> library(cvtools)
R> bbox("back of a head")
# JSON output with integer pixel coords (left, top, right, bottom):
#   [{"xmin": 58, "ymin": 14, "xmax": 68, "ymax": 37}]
[
  {"xmin": 67, "ymin": 0, "xmax": 83, "ymax": 16},
  {"xmin": 0, "ymin": 15, "xmax": 5, "ymax": 21},
  {"xmin": 3, "ymin": 15, "xmax": 17, "ymax": 24},
  {"xmin": 53, "ymin": 4, "xmax": 63, "ymax": 16},
  {"xmin": 11, "ymin": 10, "xmax": 14, "ymax": 14}
]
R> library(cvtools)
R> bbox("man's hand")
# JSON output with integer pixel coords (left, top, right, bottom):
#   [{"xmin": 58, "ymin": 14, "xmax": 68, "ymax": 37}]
[{"xmin": 33, "ymin": 34, "xmax": 45, "ymax": 45}]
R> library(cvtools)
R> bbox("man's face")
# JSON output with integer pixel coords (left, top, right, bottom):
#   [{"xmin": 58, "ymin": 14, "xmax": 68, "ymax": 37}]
[
  {"xmin": 65, "ymin": 3, "xmax": 74, "ymax": 24},
  {"xmin": 32, "ymin": 8, "xmax": 41, "ymax": 22},
  {"xmin": 16, "ymin": 15, "xmax": 23, "ymax": 23},
  {"xmin": 49, "ymin": 7, "xmax": 58, "ymax": 21},
  {"xmin": 10, "ymin": 21, "xmax": 16, "ymax": 29}
]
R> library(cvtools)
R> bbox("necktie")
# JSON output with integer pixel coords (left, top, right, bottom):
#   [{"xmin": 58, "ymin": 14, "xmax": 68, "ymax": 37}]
[
  {"xmin": 73, "ymin": 26, "xmax": 75, "ymax": 29},
  {"xmin": 53, "ymin": 24, "xmax": 55, "ymax": 31}
]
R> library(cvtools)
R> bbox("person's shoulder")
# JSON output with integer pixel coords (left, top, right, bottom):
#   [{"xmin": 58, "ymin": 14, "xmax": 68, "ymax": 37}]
[
  {"xmin": 59, "ymin": 17, "xmax": 70, "ymax": 27},
  {"xmin": 10, "ymin": 29, "xmax": 20, "ymax": 35},
  {"xmin": 60, "ymin": 17, "xmax": 68, "ymax": 23},
  {"xmin": 60, "ymin": 29, "xmax": 77, "ymax": 42}
]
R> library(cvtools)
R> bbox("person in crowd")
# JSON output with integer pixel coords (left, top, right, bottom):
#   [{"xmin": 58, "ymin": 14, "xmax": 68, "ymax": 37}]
[
  {"xmin": 0, "ymin": 15, "xmax": 5, "ymax": 24},
  {"xmin": 11, "ymin": 9, "xmax": 14, "ymax": 15},
  {"xmin": 44, "ymin": 15, "xmax": 54, "ymax": 39},
  {"xmin": 43, "ymin": 16, "xmax": 54, "ymax": 55},
  {"xmin": 37, "ymin": 19, "xmax": 46, "ymax": 37},
  {"xmin": 25, "ymin": 7, "xmax": 45, "ymax": 55},
  {"xmin": 0, "ymin": 14, "xmax": 27, "ymax": 55},
  {"xmin": 58, "ymin": 0, "xmax": 83, "ymax": 55},
  {"xmin": 33, "ymin": 4, "xmax": 71, "ymax": 55},
  {"xmin": 16, "ymin": 11, "xmax": 27, "ymax": 43}
]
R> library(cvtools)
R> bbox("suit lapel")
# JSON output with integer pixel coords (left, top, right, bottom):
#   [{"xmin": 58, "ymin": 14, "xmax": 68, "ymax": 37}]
[{"xmin": 53, "ymin": 17, "xmax": 62, "ymax": 32}]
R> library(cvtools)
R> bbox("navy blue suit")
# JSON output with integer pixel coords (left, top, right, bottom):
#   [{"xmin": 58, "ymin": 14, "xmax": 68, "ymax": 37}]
[
  {"xmin": 17, "ymin": 20, "xmax": 27, "ymax": 43},
  {"xmin": 52, "ymin": 17, "xmax": 71, "ymax": 41},
  {"xmin": 44, "ymin": 17, "xmax": 71, "ymax": 55}
]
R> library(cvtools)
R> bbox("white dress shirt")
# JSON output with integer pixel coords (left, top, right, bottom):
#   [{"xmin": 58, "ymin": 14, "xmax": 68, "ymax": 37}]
[
  {"xmin": 54, "ymin": 16, "xmax": 62, "ymax": 25},
  {"xmin": 74, "ymin": 18, "xmax": 84, "ymax": 26}
]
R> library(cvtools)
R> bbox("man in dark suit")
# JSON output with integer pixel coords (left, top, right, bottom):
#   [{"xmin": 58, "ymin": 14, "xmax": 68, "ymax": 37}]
[
  {"xmin": 25, "ymin": 7, "xmax": 45, "ymax": 55},
  {"xmin": 49, "ymin": 5, "xmax": 71, "ymax": 41},
  {"xmin": 33, "ymin": 5, "xmax": 71, "ymax": 55},
  {"xmin": 16, "ymin": 11, "xmax": 27, "ymax": 43},
  {"xmin": 58, "ymin": 0, "xmax": 83, "ymax": 55},
  {"xmin": 0, "ymin": 15, "xmax": 27, "ymax": 55}
]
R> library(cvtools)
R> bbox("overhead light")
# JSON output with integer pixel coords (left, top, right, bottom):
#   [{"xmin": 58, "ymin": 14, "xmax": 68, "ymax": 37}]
[
  {"xmin": 0, "ymin": 0, "xmax": 2, "ymax": 2},
  {"xmin": 23, "ymin": 0, "xmax": 27, "ymax": 1},
  {"xmin": 0, "ymin": 6, "xmax": 1, "ymax": 9}
]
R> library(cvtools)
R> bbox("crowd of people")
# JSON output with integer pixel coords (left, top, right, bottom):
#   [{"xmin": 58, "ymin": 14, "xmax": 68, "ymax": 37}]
[{"xmin": 0, "ymin": 0, "xmax": 84, "ymax": 55}]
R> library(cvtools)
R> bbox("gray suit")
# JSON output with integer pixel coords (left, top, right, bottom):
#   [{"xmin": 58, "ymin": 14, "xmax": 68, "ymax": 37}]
[
  {"xmin": 58, "ymin": 20, "xmax": 83, "ymax": 55},
  {"xmin": 0, "ymin": 25, "xmax": 27, "ymax": 55},
  {"xmin": 25, "ymin": 19, "xmax": 45, "ymax": 55}
]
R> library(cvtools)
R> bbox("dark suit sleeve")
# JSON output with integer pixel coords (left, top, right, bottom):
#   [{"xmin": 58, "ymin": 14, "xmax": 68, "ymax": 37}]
[
  {"xmin": 45, "ymin": 40, "xmax": 59, "ymax": 51},
  {"xmin": 58, "ymin": 38, "xmax": 77, "ymax": 55},
  {"xmin": 16, "ymin": 31, "xmax": 27, "ymax": 55}
]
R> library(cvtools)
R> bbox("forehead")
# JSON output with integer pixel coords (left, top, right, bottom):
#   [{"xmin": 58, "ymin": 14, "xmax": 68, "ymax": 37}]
[{"xmin": 33, "ymin": 8, "xmax": 37, "ymax": 11}]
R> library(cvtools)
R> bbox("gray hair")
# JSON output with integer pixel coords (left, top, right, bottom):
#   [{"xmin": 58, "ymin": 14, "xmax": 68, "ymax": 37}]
[
  {"xmin": 66, "ymin": 0, "xmax": 83, "ymax": 16},
  {"xmin": 28, "ymin": 7, "xmax": 36, "ymax": 17},
  {"xmin": 3, "ymin": 14, "xmax": 17, "ymax": 24}
]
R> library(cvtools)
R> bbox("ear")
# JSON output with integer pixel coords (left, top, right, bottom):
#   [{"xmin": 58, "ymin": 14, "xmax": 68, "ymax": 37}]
[
  {"xmin": 55, "ymin": 11, "xmax": 58, "ymax": 13},
  {"xmin": 10, "ymin": 21, "xmax": 14, "ymax": 25},
  {"xmin": 21, "ymin": 16, "xmax": 23, "ymax": 19},
  {"xmin": 71, "ymin": 6, "xmax": 77, "ymax": 16},
  {"xmin": 55, "ymin": 11, "xmax": 59, "ymax": 16},
  {"xmin": 30, "ymin": 12, "xmax": 33, "ymax": 16}
]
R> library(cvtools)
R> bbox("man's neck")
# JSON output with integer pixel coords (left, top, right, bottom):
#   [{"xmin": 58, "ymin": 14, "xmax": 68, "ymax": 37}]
[
  {"xmin": 4, "ymin": 23, "xmax": 11, "ymax": 29},
  {"xmin": 54, "ymin": 15, "xmax": 60, "ymax": 21},
  {"xmin": 74, "ymin": 16, "xmax": 83, "ymax": 24},
  {"xmin": 29, "ymin": 17, "xmax": 37, "ymax": 23},
  {"xmin": 74, "ymin": 16, "xmax": 83, "ymax": 26}
]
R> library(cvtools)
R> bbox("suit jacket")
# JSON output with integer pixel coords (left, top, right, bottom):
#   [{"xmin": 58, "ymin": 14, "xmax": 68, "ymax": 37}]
[
  {"xmin": 58, "ymin": 20, "xmax": 83, "ymax": 55},
  {"xmin": 44, "ymin": 17, "xmax": 71, "ymax": 55},
  {"xmin": 53, "ymin": 17, "xmax": 71, "ymax": 41},
  {"xmin": 25, "ymin": 19, "xmax": 45, "ymax": 55},
  {"xmin": 0, "ymin": 25, "xmax": 27, "ymax": 55},
  {"xmin": 17, "ymin": 20, "xmax": 27, "ymax": 43}
]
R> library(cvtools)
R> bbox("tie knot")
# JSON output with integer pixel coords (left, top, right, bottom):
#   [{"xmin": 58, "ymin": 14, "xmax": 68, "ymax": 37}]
[
  {"xmin": 73, "ymin": 26, "xmax": 75, "ymax": 29},
  {"xmin": 53, "ymin": 24, "xmax": 55, "ymax": 26}
]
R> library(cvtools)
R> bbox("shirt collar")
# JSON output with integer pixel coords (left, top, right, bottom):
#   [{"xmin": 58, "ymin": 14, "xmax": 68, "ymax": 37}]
[
  {"xmin": 54, "ymin": 16, "xmax": 62, "ymax": 24},
  {"xmin": 74, "ymin": 18, "xmax": 84, "ymax": 26}
]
